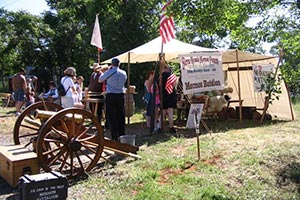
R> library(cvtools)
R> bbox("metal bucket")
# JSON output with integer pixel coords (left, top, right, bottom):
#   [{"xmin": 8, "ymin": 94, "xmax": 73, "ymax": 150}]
[{"xmin": 119, "ymin": 135, "xmax": 135, "ymax": 146}]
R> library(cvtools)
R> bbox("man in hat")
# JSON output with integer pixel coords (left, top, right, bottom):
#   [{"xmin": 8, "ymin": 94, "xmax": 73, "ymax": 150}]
[
  {"xmin": 99, "ymin": 58, "xmax": 127, "ymax": 141},
  {"xmin": 88, "ymin": 63, "xmax": 105, "ymax": 122}
]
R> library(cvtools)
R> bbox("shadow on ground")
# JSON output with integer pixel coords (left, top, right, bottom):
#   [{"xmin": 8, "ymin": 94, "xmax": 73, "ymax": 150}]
[
  {"xmin": 277, "ymin": 161, "xmax": 300, "ymax": 192},
  {"xmin": 130, "ymin": 118, "xmax": 289, "ymax": 147}
]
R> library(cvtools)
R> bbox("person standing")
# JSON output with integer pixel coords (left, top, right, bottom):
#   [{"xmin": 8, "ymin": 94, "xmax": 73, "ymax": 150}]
[
  {"xmin": 143, "ymin": 71, "xmax": 154, "ymax": 130},
  {"xmin": 60, "ymin": 67, "xmax": 77, "ymax": 108},
  {"xmin": 88, "ymin": 63, "xmax": 105, "ymax": 121},
  {"xmin": 144, "ymin": 71, "xmax": 160, "ymax": 133},
  {"xmin": 12, "ymin": 68, "xmax": 27, "ymax": 116},
  {"xmin": 99, "ymin": 58, "xmax": 127, "ymax": 141},
  {"xmin": 161, "ymin": 65, "xmax": 177, "ymax": 133},
  {"xmin": 75, "ymin": 76, "xmax": 84, "ymax": 102}
]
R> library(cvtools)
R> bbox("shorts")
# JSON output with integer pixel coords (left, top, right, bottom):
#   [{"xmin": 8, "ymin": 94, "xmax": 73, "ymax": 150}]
[{"xmin": 14, "ymin": 89, "xmax": 25, "ymax": 102}]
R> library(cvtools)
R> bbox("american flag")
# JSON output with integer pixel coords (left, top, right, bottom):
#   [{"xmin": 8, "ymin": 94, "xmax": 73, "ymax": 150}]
[
  {"xmin": 165, "ymin": 73, "xmax": 177, "ymax": 94},
  {"xmin": 91, "ymin": 15, "xmax": 103, "ymax": 52},
  {"xmin": 159, "ymin": 0, "xmax": 175, "ymax": 44}
]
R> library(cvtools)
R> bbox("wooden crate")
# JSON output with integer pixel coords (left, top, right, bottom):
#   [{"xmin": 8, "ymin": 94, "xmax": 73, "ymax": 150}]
[{"xmin": 0, "ymin": 145, "xmax": 39, "ymax": 187}]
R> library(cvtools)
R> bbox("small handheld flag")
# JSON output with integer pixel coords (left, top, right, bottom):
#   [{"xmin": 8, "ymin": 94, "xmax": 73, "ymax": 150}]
[{"xmin": 165, "ymin": 72, "xmax": 177, "ymax": 94}]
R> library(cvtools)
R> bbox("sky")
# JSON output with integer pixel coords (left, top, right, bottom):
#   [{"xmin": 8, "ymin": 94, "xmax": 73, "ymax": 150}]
[{"xmin": 0, "ymin": 0, "xmax": 50, "ymax": 15}]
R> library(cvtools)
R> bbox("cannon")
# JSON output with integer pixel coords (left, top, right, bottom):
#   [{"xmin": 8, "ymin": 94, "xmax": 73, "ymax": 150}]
[{"xmin": 13, "ymin": 101, "xmax": 139, "ymax": 177}]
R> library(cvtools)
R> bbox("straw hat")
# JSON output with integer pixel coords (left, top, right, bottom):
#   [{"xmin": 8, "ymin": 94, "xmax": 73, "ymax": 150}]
[
  {"xmin": 90, "ymin": 63, "xmax": 101, "ymax": 69},
  {"xmin": 64, "ymin": 67, "xmax": 76, "ymax": 76}
]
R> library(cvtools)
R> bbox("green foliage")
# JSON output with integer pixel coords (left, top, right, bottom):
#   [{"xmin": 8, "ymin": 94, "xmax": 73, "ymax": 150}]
[
  {"xmin": 1, "ymin": 0, "xmax": 300, "ymax": 95},
  {"xmin": 262, "ymin": 72, "xmax": 282, "ymax": 104}
]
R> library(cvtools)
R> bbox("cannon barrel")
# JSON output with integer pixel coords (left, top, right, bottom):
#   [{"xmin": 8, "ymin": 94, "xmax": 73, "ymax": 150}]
[
  {"xmin": 34, "ymin": 109, "xmax": 57, "ymax": 119},
  {"xmin": 34, "ymin": 109, "xmax": 83, "ymax": 123}
]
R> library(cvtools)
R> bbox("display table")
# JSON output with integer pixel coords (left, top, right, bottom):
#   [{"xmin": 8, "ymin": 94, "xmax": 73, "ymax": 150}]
[{"xmin": 81, "ymin": 98, "xmax": 105, "ymax": 117}]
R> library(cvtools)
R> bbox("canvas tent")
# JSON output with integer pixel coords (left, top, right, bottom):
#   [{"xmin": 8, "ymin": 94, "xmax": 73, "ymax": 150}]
[
  {"xmin": 222, "ymin": 50, "xmax": 295, "ymax": 120},
  {"xmin": 102, "ymin": 37, "xmax": 294, "ymax": 121}
]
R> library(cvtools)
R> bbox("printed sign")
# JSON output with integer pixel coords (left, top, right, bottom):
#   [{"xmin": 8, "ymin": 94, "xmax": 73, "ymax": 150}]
[
  {"xmin": 180, "ymin": 52, "xmax": 224, "ymax": 94},
  {"xmin": 186, "ymin": 103, "xmax": 203, "ymax": 129},
  {"xmin": 253, "ymin": 64, "xmax": 274, "ymax": 92}
]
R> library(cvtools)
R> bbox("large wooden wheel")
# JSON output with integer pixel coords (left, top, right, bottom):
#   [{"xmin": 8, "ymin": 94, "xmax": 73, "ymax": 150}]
[
  {"xmin": 13, "ymin": 101, "xmax": 63, "ymax": 150},
  {"xmin": 36, "ymin": 108, "xmax": 104, "ymax": 177}
]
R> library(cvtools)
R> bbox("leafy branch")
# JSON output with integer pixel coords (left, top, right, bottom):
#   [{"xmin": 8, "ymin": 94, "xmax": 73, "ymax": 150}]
[{"xmin": 262, "ymin": 72, "xmax": 282, "ymax": 104}]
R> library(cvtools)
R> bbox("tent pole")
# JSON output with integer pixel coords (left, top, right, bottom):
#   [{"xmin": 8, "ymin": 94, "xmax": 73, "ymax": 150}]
[
  {"xmin": 159, "ymin": 40, "xmax": 165, "ymax": 133},
  {"xmin": 159, "ymin": 53, "xmax": 165, "ymax": 133},
  {"xmin": 235, "ymin": 49, "xmax": 242, "ymax": 123},
  {"xmin": 285, "ymin": 81, "xmax": 295, "ymax": 120},
  {"xmin": 127, "ymin": 52, "xmax": 131, "ymax": 124}
]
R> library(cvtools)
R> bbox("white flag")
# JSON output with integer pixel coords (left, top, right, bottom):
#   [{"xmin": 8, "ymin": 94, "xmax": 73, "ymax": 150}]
[{"xmin": 91, "ymin": 15, "xmax": 103, "ymax": 51}]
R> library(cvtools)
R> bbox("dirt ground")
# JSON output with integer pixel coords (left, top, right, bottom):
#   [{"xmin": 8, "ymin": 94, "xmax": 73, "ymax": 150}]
[{"xmin": 0, "ymin": 109, "xmax": 192, "ymax": 199}]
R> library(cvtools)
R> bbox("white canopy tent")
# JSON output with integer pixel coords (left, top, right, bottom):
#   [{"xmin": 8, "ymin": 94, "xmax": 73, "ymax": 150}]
[{"xmin": 101, "ymin": 36, "xmax": 216, "ymax": 64}]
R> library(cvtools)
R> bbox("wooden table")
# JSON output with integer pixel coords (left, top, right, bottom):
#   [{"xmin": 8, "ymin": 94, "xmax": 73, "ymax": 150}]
[
  {"xmin": 81, "ymin": 98, "xmax": 105, "ymax": 117},
  {"xmin": 227, "ymin": 99, "xmax": 243, "ymax": 109}
]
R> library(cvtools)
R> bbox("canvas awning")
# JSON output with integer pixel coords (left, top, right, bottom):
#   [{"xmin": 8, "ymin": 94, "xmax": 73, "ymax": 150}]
[
  {"xmin": 222, "ymin": 49, "xmax": 275, "ymax": 69},
  {"xmin": 101, "ymin": 36, "xmax": 216, "ymax": 64}
]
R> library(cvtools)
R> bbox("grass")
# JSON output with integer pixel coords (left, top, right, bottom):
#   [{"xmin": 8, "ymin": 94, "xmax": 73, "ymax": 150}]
[{"xmin": 1, "ymin": 102, "xmax": 300, "ymax": 199}]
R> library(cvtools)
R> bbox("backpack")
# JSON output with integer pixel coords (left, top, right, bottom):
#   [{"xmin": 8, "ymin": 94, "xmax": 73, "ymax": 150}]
[{"xmin": 58, "ymin": 77, "xmax": 70, "ymax": 96}]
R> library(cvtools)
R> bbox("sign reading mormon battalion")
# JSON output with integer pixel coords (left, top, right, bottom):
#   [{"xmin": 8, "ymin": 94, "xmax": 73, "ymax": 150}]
[{"xmin": 179, "ymin": 52, "xmax": 224, "ymax": 94}]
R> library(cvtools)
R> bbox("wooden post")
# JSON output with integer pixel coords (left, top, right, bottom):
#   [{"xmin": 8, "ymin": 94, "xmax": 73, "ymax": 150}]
[
  {"xmin": 235, "ymin": 49, "xmax": 242, "ymax": 123},
  {"xmin": 195, "ymin": 112, "xmax": 200, "ymax": 161}
]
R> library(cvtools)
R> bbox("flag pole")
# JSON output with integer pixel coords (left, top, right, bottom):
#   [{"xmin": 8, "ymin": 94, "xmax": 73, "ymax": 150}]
[
  {"xmin": 159, "ymin": 0, "xmax": 175, "ymax": 133},
  {"xmin": 159, "ymin": 41, "xmax": 165, "ymax": 133},
  {"xmin": 98, "ymin": 50, "xmax": 100, "ymax": 64}
]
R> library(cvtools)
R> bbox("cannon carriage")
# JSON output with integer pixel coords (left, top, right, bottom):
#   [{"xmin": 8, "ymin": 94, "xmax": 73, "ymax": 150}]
[{"xmin": 13, "ymin": 101, "xmax": 139, "ymax": 177}]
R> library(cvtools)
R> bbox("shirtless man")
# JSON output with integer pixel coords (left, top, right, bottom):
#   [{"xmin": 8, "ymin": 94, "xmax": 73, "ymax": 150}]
[{"xmin": 12, "ymin": 68, "xmax": 27, "ymax": 116}]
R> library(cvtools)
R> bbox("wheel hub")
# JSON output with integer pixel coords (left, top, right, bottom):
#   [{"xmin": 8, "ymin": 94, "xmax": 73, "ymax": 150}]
[{"xmin": 68, "ymin": 138, "xmax": 82, "ymax": 151}]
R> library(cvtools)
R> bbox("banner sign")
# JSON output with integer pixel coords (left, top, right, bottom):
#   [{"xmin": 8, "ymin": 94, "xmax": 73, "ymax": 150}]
[
  {"xmin": 253, "ymin": 64, "xmax": 274, "ymax": 92},
  {"xmin": 179, "ymin": 52, "xmax": 224, "ymax": 94}
]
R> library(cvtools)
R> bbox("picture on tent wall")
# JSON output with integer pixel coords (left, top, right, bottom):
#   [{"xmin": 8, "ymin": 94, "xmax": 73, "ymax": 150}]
[
  {"xmin": 253, "ymin": 64, "xmax": 274, "ymax": 92},
  {"xmin": 179, "ymin": 52, "xmax": 224, "ymax": 94}
]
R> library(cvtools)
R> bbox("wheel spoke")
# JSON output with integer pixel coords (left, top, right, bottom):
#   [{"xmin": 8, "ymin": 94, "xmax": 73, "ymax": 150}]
[
  {"xmin": 50, "ymin": 126, "xmax": 68, "ymax": 141},
  {"xmin": 20, "ymin": 124, "xmax": 40, "ymax": 132},
  {"xmin": 44, "ymin": 146, "xmax": 67, "ymax": 166},
  {"xmin": 60, "ymin": 118, "xmax": 70, "ymax": 134},
  {"xmin": 43, "ymin": 144, "xmax": 64, "ymax": 156},
  {"xmin": 58, "ymin": 151, "xmax": 70, "ymax": 172},
  {"xmin": 78, "ymin": 134, "xmax": 98, "ymax": 142},
  {"xmin": 19, "ymin": 132, "xmax": 39, "ymax": 138},
  {"xmin": 75, "ymin": 152, "xmax": 85, "ymax": 172},
  {"xmin": 78, "ymin": 149, "xmax": 94, "ymax": 161},
  {"xmin": 76, "ymin": 127, "xmax": 90, "ymax": 140},
  {"xmin": 70, "ymin": 152, "xmax": 74, "ymax": 176},
  {"xmin": 25, "ymin": 112, "xmax": 35, "ymax": 120}
]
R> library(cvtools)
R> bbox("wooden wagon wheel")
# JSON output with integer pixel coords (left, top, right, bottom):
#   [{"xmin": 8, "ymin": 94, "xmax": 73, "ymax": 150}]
[
  {"xmin": 13, "ymin": 101, "xmax": 63, "ymax": 150},
  {"xmin": 36, "ymin": 108, "xmax": 104, "ymax": 177}
]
